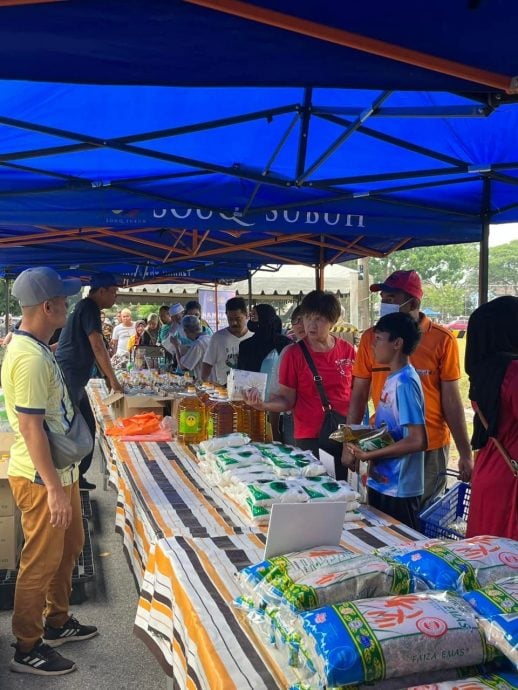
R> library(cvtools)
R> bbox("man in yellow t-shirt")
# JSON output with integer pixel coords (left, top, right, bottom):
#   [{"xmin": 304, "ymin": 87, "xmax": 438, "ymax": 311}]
[
  {"xmin": 2, "ymin": 267, "xmax": 98, "ymax": 676},
  {"xmin": 346, "ymin": 270, "xmax": 473, "ymax": 508}
]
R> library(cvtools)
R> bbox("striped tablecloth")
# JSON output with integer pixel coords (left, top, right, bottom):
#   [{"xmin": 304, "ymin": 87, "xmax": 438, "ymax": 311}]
[
  {"xmin": 87, "ymin": 380, "xmax": 427, "ymax": 687},
  {"xmin": 134, "ymin": 519, "xmax": 423, "ymax": 688}
]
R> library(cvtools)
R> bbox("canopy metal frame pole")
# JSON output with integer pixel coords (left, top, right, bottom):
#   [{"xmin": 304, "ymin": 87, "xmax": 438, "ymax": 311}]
[{"xmin": 479, "ymin": 176, "xmax": 491, "ymax": 305}]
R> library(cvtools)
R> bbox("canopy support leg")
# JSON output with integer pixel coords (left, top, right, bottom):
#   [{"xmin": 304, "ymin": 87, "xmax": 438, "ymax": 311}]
[
  {"xmin": 247, "ymin": 270, "xmax": 253, "ymax": 312},
  {"xmin": 478, "ymin": 177, "xmax": 490, "ymax": 305}
]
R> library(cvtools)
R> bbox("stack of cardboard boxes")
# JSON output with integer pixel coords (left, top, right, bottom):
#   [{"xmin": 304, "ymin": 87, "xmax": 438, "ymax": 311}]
[{"xmin": 0, "ymin": 432, "xmax": 23, "ymax": 570}]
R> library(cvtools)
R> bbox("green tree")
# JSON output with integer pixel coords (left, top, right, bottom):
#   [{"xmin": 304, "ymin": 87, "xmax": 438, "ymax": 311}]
[
  {"xmin": 366, "ymin": 243, "xmax": 479, "ymax": 287},
  {"xmin": 488, "ymin": 240, "xmax": 518, "ymax": 287}
]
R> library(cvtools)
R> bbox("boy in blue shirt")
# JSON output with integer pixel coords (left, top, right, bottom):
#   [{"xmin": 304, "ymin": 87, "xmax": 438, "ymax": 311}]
[{"xmin": 342, "ymin": 312, "xmax": 427, "ymax": 529}]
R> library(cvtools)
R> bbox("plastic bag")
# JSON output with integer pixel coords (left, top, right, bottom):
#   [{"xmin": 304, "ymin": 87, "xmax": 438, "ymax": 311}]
[
  {"xmin": 292, "ymin": 591, "xmax": 499, "ymax": 688},
  {"xmin": 106, "ymin": 412, "xmax": 162, "ymax": 436},
  {"xmin": 405, "ymin": 671, "xmax": 518, "ymax": 689},
  {"xmin": 479, "ymin": 613, "xmax": 518, "ymax": 669},
  {"xmin": 392, "ymin": 536, "xmax": 518, "ymax": 593},
  {"xmin": 464, "ymin": 576, "xmax": 518, "ymax": 618}
]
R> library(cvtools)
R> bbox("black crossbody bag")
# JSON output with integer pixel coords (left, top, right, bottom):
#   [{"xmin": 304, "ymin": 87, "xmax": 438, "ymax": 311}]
[{"xmin": 298, "ymin": 341, "xmax": 347, "ymax": 479}]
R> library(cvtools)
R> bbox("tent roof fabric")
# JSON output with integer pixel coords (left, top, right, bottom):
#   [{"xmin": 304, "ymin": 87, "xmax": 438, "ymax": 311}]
[
  {"xmin": 0, "ymin": 3, "xmax": 518, "ymax": 285},
  {"xmin": 0, "ymin": 1, "xmax": 517, "ymax": 94}
]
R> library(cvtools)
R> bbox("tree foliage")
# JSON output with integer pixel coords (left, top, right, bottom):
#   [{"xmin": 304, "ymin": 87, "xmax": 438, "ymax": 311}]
[
  {"xmin": 367, "ymin": 243, "xmax": 479, "ymax": 287},
  {"xmin": 487, "ymin": 240, "xmax": 518, "ymax": 286}
]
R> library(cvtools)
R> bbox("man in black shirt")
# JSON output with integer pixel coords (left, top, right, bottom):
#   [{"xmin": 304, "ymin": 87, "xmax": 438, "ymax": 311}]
[{"xmin": 56, "ymin": 274, "xmax": 123, "ymax": 490}]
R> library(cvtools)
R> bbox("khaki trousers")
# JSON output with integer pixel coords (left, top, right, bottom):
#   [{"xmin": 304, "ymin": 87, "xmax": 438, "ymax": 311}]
[{"xmin": 8, "ymin": 477, "xmax": 84, "ymax": 652}]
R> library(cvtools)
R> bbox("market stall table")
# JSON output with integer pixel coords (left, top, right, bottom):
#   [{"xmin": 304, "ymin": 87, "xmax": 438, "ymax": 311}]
[{"xmin": 87, "ymin": 380, "xmax": 428, "ymax": 688}]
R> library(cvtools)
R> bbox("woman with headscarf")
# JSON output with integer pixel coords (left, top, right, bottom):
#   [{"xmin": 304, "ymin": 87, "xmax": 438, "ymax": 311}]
[
  {"xmin": 237, "ymin": 304, "xmax": 291, "ymax": 374},
  {"xmin": 464, "ymin": 295, "xmax": 518, "ymax": 539},
  {"xmin": 141, "ymin": 312, "xmax": 159, "ymax": 346},
  {"xmin": 127, "ymin": 319, "xmax": 146, "ymax": 352}
]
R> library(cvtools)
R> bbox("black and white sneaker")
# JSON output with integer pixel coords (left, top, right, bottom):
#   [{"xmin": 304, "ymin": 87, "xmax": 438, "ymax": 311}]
[
  {"xmin": 10, "ymin": 641, "xmax": 76, "ymax": 675},
  {"xmin": 43, "ymin": 615, "xmax": 99, "ymax": 647}
]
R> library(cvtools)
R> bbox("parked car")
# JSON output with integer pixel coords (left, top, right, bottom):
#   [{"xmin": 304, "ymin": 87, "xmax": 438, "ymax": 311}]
[{"xmin": 445, "ymin": 318, "xmax": 469, "ymax": 331}]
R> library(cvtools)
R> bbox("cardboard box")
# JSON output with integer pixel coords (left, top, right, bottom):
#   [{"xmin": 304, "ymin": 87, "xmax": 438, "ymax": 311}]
[
  {"xmin": 0, "ymin": 433, "xmax": 16, "ymax": 517},
  {"xmin": 103, "ymin": 392, "xmax": 167, "ymax": 419},
  {"xmin": 0, "ymin": 513, "xmax": 23, "ymax": 570},
  {"xmin": 0, "ymin": 431, "xmax": 15, "ymax": 454}
]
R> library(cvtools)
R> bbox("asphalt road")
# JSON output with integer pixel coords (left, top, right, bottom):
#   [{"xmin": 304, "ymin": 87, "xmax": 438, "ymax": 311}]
[{"xmin": 0, "ymin": 450, "xmax": 167, "ymax": 689}]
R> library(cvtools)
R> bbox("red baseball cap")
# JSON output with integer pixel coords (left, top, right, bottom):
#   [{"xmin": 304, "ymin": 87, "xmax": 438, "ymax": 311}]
[{"xmin": 370, "ymin": 270, "xmax": 423, "ymax": 300}]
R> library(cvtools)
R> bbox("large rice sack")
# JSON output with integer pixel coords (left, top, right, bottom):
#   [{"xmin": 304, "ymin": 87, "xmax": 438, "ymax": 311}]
[
  {"xmin": 479, "ymin": 613, "xmax": 518, "ymax": 669},
  {"xmin": 241, "ymin": 553, "xmax": 422, "ymax": 612},
  {"xmin": 239, "ymin": 480, "xmax": 308, "ymax": 508},
  {"xmin": 405, "ymin": 670, "xmax": 518, "ymax": 689},
  {"xmin": 293, "ymin": 592, "xmax": 498, "ymax": 687},
  {"xmin": 393, "ymin": 536, "xmax": 518, "ymax": 592},
  {"xmin": 464, "ymin": 577, "xmax": 518, "ymax": 618},
  {"xmin": 198, "ymin": 433, "xmax": 250, "ymax": 452},
  {"xmin": 239, "ymin": 545, "xmax": 354, "ymax": 603}
]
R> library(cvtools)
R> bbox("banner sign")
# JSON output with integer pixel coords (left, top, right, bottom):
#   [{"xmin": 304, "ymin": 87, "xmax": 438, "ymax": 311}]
[{"xmin": 198, "ymin": 288, "xmax": 236, "ymax": 332}]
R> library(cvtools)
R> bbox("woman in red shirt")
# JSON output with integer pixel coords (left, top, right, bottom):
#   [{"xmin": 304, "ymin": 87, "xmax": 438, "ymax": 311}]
[{"xmin": 245, "ymin": 290, "xmax": 355, "ymax": 474}]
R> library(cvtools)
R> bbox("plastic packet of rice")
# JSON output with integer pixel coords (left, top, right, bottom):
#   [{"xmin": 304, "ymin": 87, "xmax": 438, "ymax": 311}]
[
  {"xmin": 329, "ymin": 423, "xmax": 393, "ymax": 449},
  {"xmin": 479, "ymin": 613, "xmax": 518, "ymax": 669},
  {"xmin": 291, "ymin": 591, "xmax": 499, "ymax": 688}
]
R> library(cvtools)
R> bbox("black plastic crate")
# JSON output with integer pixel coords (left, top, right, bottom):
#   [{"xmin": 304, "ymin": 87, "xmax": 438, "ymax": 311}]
[
  {"xmin": 80, "ymin": 489, "xmax": 92, "ymax": 519},
  {"xmin": 0, "ymin": 519, "xmax": 95, "ymax": 609}
]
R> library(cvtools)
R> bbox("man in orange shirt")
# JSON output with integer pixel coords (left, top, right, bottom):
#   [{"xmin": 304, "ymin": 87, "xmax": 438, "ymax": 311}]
[{"xmin": 346, "ymin": 270, "xmax": 473, "ymax": 508}]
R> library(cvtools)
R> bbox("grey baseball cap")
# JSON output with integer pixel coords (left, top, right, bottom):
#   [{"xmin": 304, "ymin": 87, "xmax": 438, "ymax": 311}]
[{"xmin": 12, "ymin": 267, "xmax": 82, "ymax": 307}]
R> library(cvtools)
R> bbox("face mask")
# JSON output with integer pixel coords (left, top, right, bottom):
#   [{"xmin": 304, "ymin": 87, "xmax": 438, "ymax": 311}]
[
  {"xmin": 247, "ymin": 320, "xmax": 260, "ymax": 332},
  {"xmin": 379, "ymin": 298, "xmax": 412, "ymax": 318}
]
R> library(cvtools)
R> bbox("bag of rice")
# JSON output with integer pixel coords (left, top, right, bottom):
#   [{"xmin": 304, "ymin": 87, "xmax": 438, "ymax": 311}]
[
  {"xmin": 297, "ymin": 476, "xmax": 360, "ymax": 502},
  {"xmin": 405, "ymin": 671, "xmax": 518, "ymax": 689},
  {"xmin": 239, "ymin": 550, "xmax": 422, "ymax": 612},
  {"xmin": 240, "ymin": 480, "xmax": 308, "ymax": 508},
  {"xmin": 464, "ymin": 577, "xmax": 518, "ymax": 618},
  {"xmin": 479, "ymin": 614, "xmax": 518, "ymax": 669},
  {"xmin": 292, "ymin": 592, "xmax": 499, "ymax": 687},
  {"xmin": 238, "ymin": 546, "xmax": 354, "ymax": 601},
  {"xmin": 393, "ymin": 537, "xmax": 518, "ymax": 593},
  {"xmin": 198, "ymin": 433, "xmax": 250, "ymax": 452}
]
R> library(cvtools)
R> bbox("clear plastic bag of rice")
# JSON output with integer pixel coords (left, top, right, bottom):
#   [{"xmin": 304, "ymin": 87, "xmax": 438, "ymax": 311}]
[
  {"xmin": 392, "ymin": 536, "xmax": 518, "ymax": 593},
  {"xmin": 405, "ymin": 670, "xmax": 518, "ymax": 689},
  {"xmin": 238, "ymin": 549, "xmax": 421, "ymax": 612},
  {"xmin": 198, "ymin": 433, "xmax": 251, "ymax": 452},
  {"xmin": 463, "ymin": 576, "xmax": 518, "ymax": 618},
  {"xmin": 239, "ymin": 480, "xmax": 308, "ymax": 508},
  {"xmin": 329, "ymin": 423, "xmax": 394, "ymax": 451},
  {"xmin": 291, "ymin": 591, "xmax": 499, "ymax": 688},
  {"xmin": 238, "ymin": 545, "xmax": 354, "ymax": 606},
  {"xmin": 479, "ymin": 613, "xmax": 518, "ymax": 669}
]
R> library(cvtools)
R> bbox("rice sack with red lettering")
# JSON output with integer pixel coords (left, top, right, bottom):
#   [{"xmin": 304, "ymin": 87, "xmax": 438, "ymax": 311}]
[
  {"xmin": 291, "ymin": 591, "xmax": 499, "ymax": 687},
  {"xmin": 393, "ymin": 536, "xmax": 518, "ymax": 593}
]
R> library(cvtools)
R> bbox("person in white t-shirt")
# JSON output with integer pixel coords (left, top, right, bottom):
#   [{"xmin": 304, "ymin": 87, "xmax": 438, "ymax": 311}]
[
  {"xmin": 111, "ymin": 308, "xmax": 134, "ymax": 355},
  {"xmin": 201, "ymin": 297, "xmax": 252, "ymax": 385}
]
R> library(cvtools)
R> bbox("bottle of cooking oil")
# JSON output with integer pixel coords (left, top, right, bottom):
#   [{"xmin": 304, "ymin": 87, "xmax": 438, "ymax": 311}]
[
  {"xmin": 234, "ymin": 400, "xmax": 253, "ymax": 437},
  {"xmin": 250, "ymin": 407, "xmax": 268, "ymax": 442},
  {"xmin": 177, "ymin": 386, "xmax": 206, "ymax": 443},
  {"xmin": 206, "ymin": 393, "xmax": 236, "ymax": 438}
]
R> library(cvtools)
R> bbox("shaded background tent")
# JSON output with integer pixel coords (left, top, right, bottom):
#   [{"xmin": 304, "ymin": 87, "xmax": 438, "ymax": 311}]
[{"xmin": 0, "ymin": 0, "xmax": 518, "ymax": 297}]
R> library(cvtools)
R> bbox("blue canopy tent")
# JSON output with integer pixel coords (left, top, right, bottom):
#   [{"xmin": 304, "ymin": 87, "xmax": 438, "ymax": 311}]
[{"xmin": 0, "ymin": 1, "xmax": 518, "ymax": 295}]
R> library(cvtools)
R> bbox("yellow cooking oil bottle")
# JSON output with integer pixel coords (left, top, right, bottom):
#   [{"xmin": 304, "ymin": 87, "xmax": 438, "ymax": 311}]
[
  {"xmin": 234, "ymin": 399, "xmax": 253, "ymax": 437},
  {"xmin": 250, "ymin": 406, "xmax": 268, "ymax": 442},
  {"xmin": 177, "ymin": 386, "xmax": 206, "ymax": 443},
  {"xmin": 206, "ymin": 392, "xmax": 236, "ymax": 439}
]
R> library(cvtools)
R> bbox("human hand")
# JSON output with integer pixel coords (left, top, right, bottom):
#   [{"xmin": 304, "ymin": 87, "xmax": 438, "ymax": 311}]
[
  {"xmin": 243, "ymin": 387, "xmax": 266, "ymax": 410},
  {"xmin": 457, "ymin": 454, "xmax": 473, "ymax": 482},
  {"xmin": 342, "ymin": 443, "xmax": 359, "ymax": 472},
  {"xmin": 47, "ymin": 486, "xmax": 72, "ymax": 529}
]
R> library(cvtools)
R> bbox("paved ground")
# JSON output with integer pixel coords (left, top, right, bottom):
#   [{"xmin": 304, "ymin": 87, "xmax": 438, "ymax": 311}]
[{"xmin": 0, "ymin": 451, "xmax": 166, "ymax": 689}]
